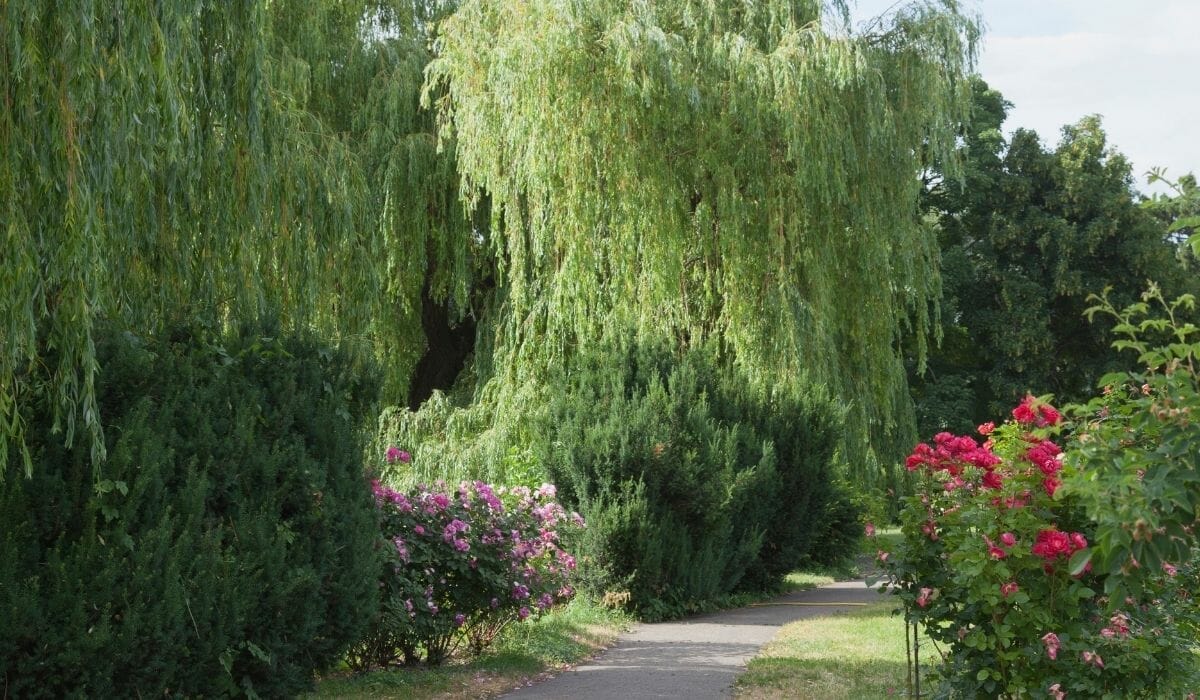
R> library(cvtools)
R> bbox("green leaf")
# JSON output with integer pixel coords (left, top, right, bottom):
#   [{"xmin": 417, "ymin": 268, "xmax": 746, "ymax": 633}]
[
  {"xmin": 1068, "ymin": 548, "xmax": 1093, "ymax": 577},
  {"xmin": 1097, "ymin": 372, "xmax": 1131, "ymax": 388}
]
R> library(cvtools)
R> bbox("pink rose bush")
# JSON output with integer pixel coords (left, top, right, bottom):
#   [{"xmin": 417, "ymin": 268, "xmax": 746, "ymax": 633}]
[
  {"xmin": 874, "ymin": 397, "xmax": 1198, "ymax": 697},
  {"xmin": 346, "ymin": 449, "xmax": 583, "ymax": 669}
]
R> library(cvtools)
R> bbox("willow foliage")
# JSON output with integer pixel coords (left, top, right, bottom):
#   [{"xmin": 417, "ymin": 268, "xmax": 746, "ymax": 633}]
[
  {"xmin": 0, "ymin": 1, "xmax": 470, "ymax": 476},
  {"xmin": 425, "ymin": 0, "xmax": 979, "ymax": 480}
]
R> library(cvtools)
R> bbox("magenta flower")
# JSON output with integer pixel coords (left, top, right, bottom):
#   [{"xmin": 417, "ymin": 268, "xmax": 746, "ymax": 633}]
[
  {"xmin": 384, "ymin": 446, "xmax": 411, "ymax": 464},
  {"xmin": 518, "ymin": 606, "xmax": 531, "ymax": 620}
]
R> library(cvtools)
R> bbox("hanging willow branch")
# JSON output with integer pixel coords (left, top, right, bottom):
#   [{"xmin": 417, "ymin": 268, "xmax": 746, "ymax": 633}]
[
  {"xmin": 0, "ymin": 0, "xmax": 472, "ymax": 477},
  {"xmin": 425, "ymin": 0, "xmax": 980, "ymax": 482}
]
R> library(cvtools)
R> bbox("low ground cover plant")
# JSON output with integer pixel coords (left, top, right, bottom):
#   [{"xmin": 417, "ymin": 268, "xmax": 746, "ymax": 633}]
[
  {"xmin": 877, "ymin": 390, "xmax": 1199, "ymax": 698},
  {"xmin": 347, "ymin": 453, "xmax": 584, "ymax": 669}
]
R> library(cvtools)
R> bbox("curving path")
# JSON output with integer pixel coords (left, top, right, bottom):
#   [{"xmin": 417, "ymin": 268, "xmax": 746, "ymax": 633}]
[{"xmin": 501, "ymin": 581, "xmax": 887, "ymax": 700}]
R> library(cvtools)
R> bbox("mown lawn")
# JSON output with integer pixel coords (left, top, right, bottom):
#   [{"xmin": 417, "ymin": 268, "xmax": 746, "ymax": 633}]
[
  {"xmin": 737, "ymin": 529, "xmax": 926, "ymax": 700},
  {"xmin": 734, "ymin": 602, "xmax": 934, "ymax": 700}
]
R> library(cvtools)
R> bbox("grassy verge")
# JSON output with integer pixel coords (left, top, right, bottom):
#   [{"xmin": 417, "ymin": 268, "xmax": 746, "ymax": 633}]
[
  {"xmin": 310, "ymin": 598, "xmax": 630, "ymax": 699},
  {"xmin": 737, "ymin": 528, "xmax": 924, "ymax": 699},
  {"xmin": 734, "ymin": 602, "xmax": 934, "ymax": 700}
]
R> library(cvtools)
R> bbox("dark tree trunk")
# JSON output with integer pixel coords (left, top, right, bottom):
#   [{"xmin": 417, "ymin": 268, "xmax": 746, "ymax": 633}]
[{"xmin": 407, "ymin": 277, "xmax": 477, "ymax": 410}]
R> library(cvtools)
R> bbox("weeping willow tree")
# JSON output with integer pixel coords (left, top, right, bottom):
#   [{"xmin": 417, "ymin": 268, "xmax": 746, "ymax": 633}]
[
  {"xmin": 414, "ymin": 0, "xmax": 980, "ymax": 486},
  {"xmin": 0, "ymin": 0, "xmax": 474, "ymax": 476}
]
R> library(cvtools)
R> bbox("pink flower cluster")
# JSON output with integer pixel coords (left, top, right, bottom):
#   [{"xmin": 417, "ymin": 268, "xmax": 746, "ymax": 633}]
[
  {"xmin": 443, "ymin": 518, "xmax": 470, "ymax": 552},
  {"xmin": 1100, "ymin": 612, "xmax": 1131, "ymax": 639},
  {"xmin": 368, "ymin": 448, "xmax": 585, "ymax": 662},
  {"xmin": 1042, "ymin": 631, "xmax": 1061, "ymax": 660},
  {"xmin": 385, "ymin": 445, "xmax": 412, "ymax": 464}
]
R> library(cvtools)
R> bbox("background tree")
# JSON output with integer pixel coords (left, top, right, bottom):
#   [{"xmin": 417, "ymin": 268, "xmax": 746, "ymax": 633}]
[
  {"xmin": 911, "ymin": 78, "xmax": 1192, "ymax": 435},
  {"xmin": 1143, "ymin": 169, "xmax": 1200, "ymax": 265}
]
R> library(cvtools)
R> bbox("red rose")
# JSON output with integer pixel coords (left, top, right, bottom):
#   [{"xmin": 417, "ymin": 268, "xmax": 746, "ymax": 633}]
[
  {"xmin": 1013, "ymin": 396, "xmax": 1038, "ymax": 425},
  {"xmin": 1042, "ymin": 476, "xmax": 1061, "ymax": 498},
  {"xmin": 1032, "ymin": 529, "xmax": 1072, "ymax": 561}
]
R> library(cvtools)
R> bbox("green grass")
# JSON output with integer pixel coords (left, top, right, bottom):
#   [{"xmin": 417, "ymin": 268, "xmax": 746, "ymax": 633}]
[
  {"xmin": 734, "ymin": 603, "xmax": 935, "ymax": 700},
  {"xmin": 784, "ymin": 526, "xmax": 902, "ymax": 590},
  {"xmin": 310, "ymin": 598, "xmax": 630, "ymax": 699},
  {"xmin": 782, "ymin": 570, "xmax": 838, "ymax": 590}
]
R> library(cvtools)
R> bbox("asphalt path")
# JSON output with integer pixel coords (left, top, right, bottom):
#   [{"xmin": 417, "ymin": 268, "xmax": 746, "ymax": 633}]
[{"xmin": 501, "ymin": 581, "xmax": 888, "ymax": 700}]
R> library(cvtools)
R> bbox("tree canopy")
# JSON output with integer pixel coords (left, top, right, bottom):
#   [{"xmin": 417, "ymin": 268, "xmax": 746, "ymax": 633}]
[
  {"xmin": 0, "ymin": 0, "xmax": 472, "ymax": 475},
  {"xmin": 911, "ymin": 78, "xmax": 1193, "ymax": 435},
  {"xmin": 424, "ymin": 0, "xmax": 980, "ymax": 483},
  {"xmin": 3, "ymin": 0, "xmax": 982, "ymax": 487}
]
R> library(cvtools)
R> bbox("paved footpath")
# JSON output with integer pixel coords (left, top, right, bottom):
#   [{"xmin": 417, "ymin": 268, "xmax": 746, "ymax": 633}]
[{"xmin": 502, "ymin": 581, "xmax": 887, "ymax": 700}]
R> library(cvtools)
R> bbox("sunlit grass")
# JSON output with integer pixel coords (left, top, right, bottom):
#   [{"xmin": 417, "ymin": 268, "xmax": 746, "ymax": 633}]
[
  {"xmin": 734, "ymin": 603, "xmax": 936, "ymax": 700},
  {"xmin": 783, "ymin": 570, "xmax": 838, "ymax": 590},
  {"xmin": 310, "ymin": 598, "xmax": 629, "ymax": 699}
]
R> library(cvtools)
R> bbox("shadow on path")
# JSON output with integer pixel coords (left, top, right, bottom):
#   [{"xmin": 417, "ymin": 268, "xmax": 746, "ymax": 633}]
[{"xmin": 501, "ymin": 581, "xmax": 889, "ymax": 700}]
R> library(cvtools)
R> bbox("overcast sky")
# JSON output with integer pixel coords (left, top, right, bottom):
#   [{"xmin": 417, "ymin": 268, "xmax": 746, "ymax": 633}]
[{"xmin": 851, "ymin": 0, "xmax": 1199, "ymax": 195}]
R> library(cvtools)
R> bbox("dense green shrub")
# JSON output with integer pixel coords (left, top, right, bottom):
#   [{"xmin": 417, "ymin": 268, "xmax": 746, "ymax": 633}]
[
  {"xmin": 0, "ymin": 321, "xmax": 380, "ymax": 697},
  {"xmin": 534, "ymin": 341, "xmax": 852, "ymax": 618}
]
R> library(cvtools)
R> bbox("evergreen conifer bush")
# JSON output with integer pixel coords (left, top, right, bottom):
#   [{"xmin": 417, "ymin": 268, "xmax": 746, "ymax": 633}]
[
  {"xmin": 534, "ymin": 341, "xmax": 852, "ymax": 618},
  {"xmin": 0, "ymin": 321, "xmax": 379, "ymax": 697}
]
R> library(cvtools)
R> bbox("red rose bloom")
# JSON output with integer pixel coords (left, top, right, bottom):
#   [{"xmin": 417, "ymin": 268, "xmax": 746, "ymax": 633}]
[
  {"xmin": 1043, "ymin": 476, "xmax": 1061, "ymax": 498},
  {"xmin": 1013, "ymin": 396, "xmax": 1038, "ymax": 425},
  {"xmin": 1038, "ymin": 403, "xmax": 1062, "ymax": 427},
  {"xmin": 1032, "ymin": 529, "xmax": 1072, "ymax": 561}
]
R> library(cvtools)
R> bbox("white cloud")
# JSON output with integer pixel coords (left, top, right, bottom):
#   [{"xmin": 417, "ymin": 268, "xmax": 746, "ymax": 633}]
[
  {"xmin": 980, "ymin": 3, "xmax": 1200, "ymax": 193},
  {"xmin": 851, "ymin": 0, "xmax": 1200, "ymax": 194}
]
